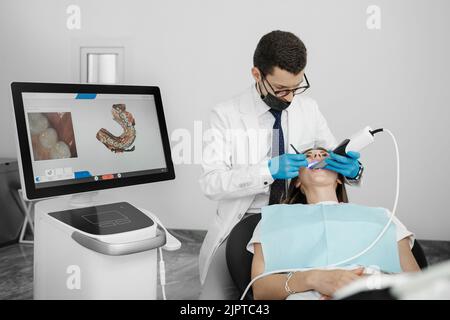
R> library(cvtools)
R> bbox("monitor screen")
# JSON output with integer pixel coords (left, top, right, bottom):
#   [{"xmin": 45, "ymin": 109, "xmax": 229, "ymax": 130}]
[{"xmin": 11, "ymin": 83, "xmax": 175, "ymax": 200}]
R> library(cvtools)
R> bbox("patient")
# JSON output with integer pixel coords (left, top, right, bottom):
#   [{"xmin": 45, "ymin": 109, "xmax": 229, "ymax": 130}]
[{"xmin": 248, "ymin": 148, "xmax": 420, "ymax": 300}]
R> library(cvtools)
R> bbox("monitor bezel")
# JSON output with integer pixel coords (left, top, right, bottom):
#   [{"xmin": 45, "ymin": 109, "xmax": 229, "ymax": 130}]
[{"xmin": 11, "ymin": 82, "xmax": 175, "ymax": 200}]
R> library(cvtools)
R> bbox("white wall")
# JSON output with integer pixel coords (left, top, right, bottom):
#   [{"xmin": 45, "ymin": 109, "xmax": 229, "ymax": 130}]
[{"xmin": 0, "ymin": 0, "xmax": 449, "ymax": 240}]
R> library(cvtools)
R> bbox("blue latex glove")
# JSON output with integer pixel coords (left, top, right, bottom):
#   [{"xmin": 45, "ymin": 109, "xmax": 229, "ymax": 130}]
[
  {"xmin": 268, "ymin": 153, "xmax": 308, "ymax": 179},
  {"xmin": 324, "ymin": 151, "xmax": 361, "ymax": 179}
]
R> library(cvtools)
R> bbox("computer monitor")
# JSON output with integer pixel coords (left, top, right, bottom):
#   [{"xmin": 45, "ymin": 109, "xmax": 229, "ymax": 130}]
[{"xmin": 11, "ymin": 82, "xmax": 175, "ymax": 201}]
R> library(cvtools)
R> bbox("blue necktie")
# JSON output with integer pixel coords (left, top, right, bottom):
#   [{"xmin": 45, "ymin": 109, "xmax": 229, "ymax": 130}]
[{"xmin": 269, "ymin": 109, "xmax": 286, "ymax": 205}]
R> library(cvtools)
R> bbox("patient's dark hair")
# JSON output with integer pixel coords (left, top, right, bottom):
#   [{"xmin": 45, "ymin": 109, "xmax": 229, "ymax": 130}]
[{"xmin": 281, "ymin": 148, "xmax": 349, "ymax": 204}]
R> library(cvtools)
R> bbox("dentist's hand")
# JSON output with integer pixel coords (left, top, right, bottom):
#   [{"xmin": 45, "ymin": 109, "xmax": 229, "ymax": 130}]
[
  {"xmin": 268, "ymin": 153, "xmax": 308, "ymax": 180},
  {"xmin": 324, "ymin": 151, "xmax": 361, "ymax": 179}
]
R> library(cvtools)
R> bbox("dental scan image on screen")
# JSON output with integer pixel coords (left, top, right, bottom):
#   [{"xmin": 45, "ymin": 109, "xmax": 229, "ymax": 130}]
[
  {"xmin": 28, "ymin": 112, "xmax": 78, "ymax": 161},
  {"xmin": 22, "ymin": 92, "xmax": 167, "ymax": 189},
  {"xmin": 96, "ymin": 104, "xmax": 136, "ymax": 153}
]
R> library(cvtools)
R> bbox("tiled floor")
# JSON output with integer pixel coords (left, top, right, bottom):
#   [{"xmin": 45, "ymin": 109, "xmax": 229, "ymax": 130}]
[{"xmin": 0, "ymin": 230, "xmax": 449, "ymax": 300}]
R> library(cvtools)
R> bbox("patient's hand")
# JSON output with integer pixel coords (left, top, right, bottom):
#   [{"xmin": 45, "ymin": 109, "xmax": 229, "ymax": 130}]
[{"xmin": 308, "ymin": 268, "xmax": 365, "ymax": 297}]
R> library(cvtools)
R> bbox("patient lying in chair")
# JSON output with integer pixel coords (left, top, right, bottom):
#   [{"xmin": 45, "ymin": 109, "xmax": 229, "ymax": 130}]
[{"xmin": 247, "ymin": 148, "xmax": 420, "ymax": 300}]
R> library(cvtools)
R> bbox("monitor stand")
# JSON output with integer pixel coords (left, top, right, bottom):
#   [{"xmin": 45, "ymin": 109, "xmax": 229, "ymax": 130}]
[{"xmin": 67, "ymin": 191, "xmax": 100, "ymax": 208}]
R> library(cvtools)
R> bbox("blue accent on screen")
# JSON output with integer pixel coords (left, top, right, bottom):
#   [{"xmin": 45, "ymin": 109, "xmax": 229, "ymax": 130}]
[
  {"xmin": 75, "ymin": 93, "xmax": 97, "ymax": 99},
  {"xmin": 74, "ymin": 171, "xmax": 92, "ymax": 179}
]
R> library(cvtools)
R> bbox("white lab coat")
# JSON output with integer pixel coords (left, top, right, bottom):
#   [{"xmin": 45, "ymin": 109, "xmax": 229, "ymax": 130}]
[{"xmin": 198, "ymin": 85, "xmax": 337, "ymax": 284}]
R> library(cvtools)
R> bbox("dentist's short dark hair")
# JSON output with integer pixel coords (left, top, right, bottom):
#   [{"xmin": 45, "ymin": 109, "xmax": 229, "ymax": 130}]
[{"xmin": 253, "ymin": 30, "xmax": 307, "ymax": 75}]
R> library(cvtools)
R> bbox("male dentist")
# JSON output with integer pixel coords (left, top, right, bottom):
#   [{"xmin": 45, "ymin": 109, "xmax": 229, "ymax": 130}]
[{"xmin": 198, "ymin": 30, "xmax": 363, "ymax": 299}]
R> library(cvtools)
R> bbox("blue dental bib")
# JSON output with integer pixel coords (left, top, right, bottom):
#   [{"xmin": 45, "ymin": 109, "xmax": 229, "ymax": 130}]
[{"xmin": 260, "ymin": 203, "xmax": 401, "ymax": 273}]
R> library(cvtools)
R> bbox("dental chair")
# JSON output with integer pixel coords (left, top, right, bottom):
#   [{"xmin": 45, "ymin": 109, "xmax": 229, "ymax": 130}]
[{"xmin": 226, "ymin": 214, "xmax": 429, "ymax": 300}]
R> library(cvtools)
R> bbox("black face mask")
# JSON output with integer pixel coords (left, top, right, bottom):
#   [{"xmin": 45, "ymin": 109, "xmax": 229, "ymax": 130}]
[{"xmin": 258, "ymin": 82, "xmax": 291, "ymax": 111}]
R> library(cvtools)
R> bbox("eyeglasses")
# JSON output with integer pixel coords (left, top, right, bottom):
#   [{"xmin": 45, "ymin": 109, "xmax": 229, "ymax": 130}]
[{"xmin": 261, "ymin": 72, "xmax": 310, "ymax": 98}]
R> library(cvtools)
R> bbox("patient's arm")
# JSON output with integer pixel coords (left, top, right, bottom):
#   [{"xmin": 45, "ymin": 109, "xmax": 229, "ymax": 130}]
[
  {"xmin": 398, "ymin": 238, "xmax": 421, "ymax": 272},
  {"xmin": 251, "ymin": 243, "xmax": 364, "ymax": 299},
  {"xmin": 251, "ymin": 243, "xmax": 314, "ymax": 300}
]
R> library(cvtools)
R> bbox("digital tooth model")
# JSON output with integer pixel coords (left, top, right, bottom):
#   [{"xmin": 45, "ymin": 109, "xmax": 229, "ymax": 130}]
[
  {"xmin": 49, "ymin": 141, "xmax": 71, "ymax": 159},
  {"xmin": 29, "ymin": 113, "xmax": 49, "ymax": 135},
  {"xmin": 96, "ymin": 104, "xmax": 136, "ymax": 153},
  {"xmin": 39, "ymin": 127, "xmax": 58, "ymax": 149}
]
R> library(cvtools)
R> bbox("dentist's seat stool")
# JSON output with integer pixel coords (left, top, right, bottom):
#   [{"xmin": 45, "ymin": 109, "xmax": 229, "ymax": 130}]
[
  {"xmin": 226, "ymin": 214, "xmax": 429, "ymax": 300},
  {"xmin": 34, "ymin": 200, "xmax": 166, "ymax": 300}
]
